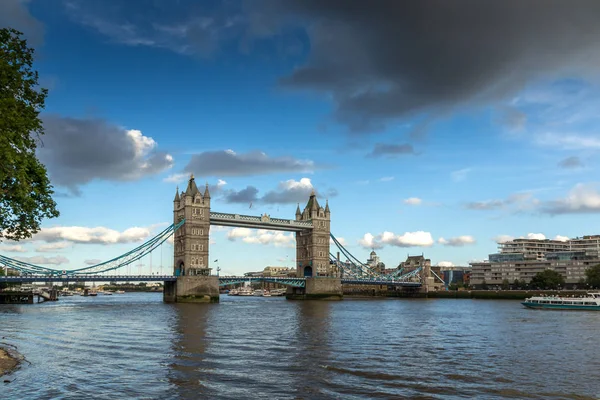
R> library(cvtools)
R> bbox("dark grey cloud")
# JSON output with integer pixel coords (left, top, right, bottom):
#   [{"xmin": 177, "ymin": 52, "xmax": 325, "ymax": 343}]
[
  {"xmin": 265, "ymin": 0, "xmax": 600, "ymax": 133},
  {"xmin": 222, "ymin": 178, "xmax": 337, "ymax": 205},
  {"xmin": 223, "ymin": 186, "xmax": 259, "ymax": 204},
  {"xmin": 558, "ymin": 156, "xmax": 583, "ymax": 169},
  {"xmin": 465, "ymin": 193, "xmax": 536, "ymax": 211},
  {"xmin": 497, "ymin": 106, "xmax": 527, "ymax": 130},
  {"xmin": 0, "ymin": 0, "xmax": 44, "ymax": 46},
  {"xmin": 184, "ymin": 150, "xmax": 317, "ymax": 177},
  {"xmin": 38, "ymin": 115, "xmax": 173, "ymax": 195},
  {"xmin": 540, "ymin": 183, "xmax": 600, "ymax": 215},
  {"xmin": 465, "ymin": 200, "xmax": 505, "ymax": 211},
  {"xmin": 368, "ymin": 143, "xmax": 415, "ymax": 158}
]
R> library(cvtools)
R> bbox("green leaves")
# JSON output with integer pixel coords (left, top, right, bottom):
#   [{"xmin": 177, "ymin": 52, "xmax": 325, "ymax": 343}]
[
  {"xmin": 529, "ymin": 270, "xmax": 565, "ymax": 290},
  {"xmin": 0, "ymin": 28, "xmax": 59, "ymax": 241},
  {"xmin": 585, "ymin": 265, "xmax": 600, "ymax": 289}
]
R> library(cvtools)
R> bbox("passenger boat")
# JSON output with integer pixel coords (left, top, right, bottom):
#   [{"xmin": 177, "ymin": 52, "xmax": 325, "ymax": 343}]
[
  {"xmin": 522, "ymin": 293, "xmax": 600, "ymax": 310},
  {"xmin": 238, "ymin": 287, "xmax": 254, "ymax": 296}
]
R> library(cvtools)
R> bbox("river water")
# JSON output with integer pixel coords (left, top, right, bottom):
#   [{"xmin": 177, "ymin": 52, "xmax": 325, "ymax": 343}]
[{"xmin": 1, "ymin": 293, "xmax": 599, "ymax": 399}]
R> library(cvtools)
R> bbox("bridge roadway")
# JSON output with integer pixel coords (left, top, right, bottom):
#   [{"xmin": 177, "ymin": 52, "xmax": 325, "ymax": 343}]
[{"xmin": 0, "ymin": 275, "xmax": 421, "ymax": 287}]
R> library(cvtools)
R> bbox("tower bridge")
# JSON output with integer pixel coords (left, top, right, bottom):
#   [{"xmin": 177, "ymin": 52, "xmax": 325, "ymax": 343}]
[{"xmin": 0, "ymin": 174, "xmax": 443, "ymax": 302}]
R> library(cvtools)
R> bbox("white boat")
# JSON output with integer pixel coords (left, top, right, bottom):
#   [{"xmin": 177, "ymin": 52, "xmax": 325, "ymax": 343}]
[
  {"xmin": 228, "ymin": 289, "xmax": 239, "ymax": 296},
  {"xmin": 238, "ymin": 287, "xmax": 254, "ymax": 296},
  {"xmin": 262, "ymin": 290, "xmax": 271, "ymax": 297},
  {"xmin": 114, "ymin": 290, "xmax": 125, "ymax": 294},
  {"xmin": 522, "ymin": 293, "xmax": 600, "ymax": 310}
]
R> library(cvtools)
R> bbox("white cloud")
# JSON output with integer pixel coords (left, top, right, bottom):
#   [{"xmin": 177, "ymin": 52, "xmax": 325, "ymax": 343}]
[
  {"xmin": 28, "ymin": 225, "xmax": 155, "ymax": 245},
  {"xmin": 542, "ymin": 183, "xmax": 600, "ymax": 214},
  {"xmin": 359, "ymin": 231, "xmax": 434, "ymax": 249},
  {"xmin": 84, "ymin": 259, "xmax": 102, "ymax": 265},
  {"xmin": 226, "ymin": 228, "xmax": 295, "ymax": 248},
  {"xmin": 379, "ymin": 176, "xmax": 395, "ymax": 182},
  {"xmin": 493, "ymin": 235, "xmax": 514, "ymax": 244},
  {"xmin": 330, "ymin": 237, "xmax": 347, "ymax": 246},
  {"xmin": 436, "ymin": 261, "xmax": 454, "ymax": 267},
  {"xmin": 403, "ymin": 197, "xmax": 422, "ymax": 206},
  {"xmin": 535, "ymin": 133, "xmax": 600, "ymax": 150},
  {"xmin": 163, "ymin": 172, "xmax": 189, "ymax": 183},
  {"xmin": 358, "ymin": 233, "xmax": 384, "ymax": 249},
  {"xmin": 494, "ymin": 233, "xmax": 570, "ymax": 243},
  {"xmin": 438, "ymin": 236, "xmax": 476, "ymax": 246},
  {"xmin": 451, "ymin": 168, "xmax": 471, "ymax": 182},
  {"xmin": 526, "ymin": 233, "xmax": 546, "ymax": 240},
  {"xmin": 15, "ymin": 256, "xmax": 69, "ymax": 265},
  {"xmin": 0, "ymin": 245, "xmax": 27, "ymax": 253},
  {"xmin": 36, "ymin": 242, "xmax": 71, "ymax": 252}
]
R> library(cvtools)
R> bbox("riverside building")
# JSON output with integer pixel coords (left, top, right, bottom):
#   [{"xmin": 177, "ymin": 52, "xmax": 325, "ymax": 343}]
[{"xmin": 470, "ymin": 235, "xmax": 600, "ymax": 288}]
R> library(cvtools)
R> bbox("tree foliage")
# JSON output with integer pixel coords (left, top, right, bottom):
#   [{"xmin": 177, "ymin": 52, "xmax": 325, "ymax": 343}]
[
  {"xmin": 585, "ymin": 264, "xmax": 600, "ymax": 288},
  {"xmin": 529, "ymin": 269, "xmax": 565, "ymax": 290},
  {"xmin": 0, "ymin": 28, "xmax": 59, "ymax": 241}
]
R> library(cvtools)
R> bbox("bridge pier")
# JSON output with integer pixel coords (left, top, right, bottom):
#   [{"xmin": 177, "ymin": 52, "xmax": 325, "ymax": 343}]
[
  {"xmin": 163, "ymin": 276, "xmax": 220, "ymax": 303},
  {"xmin": 286, "ymin": 277, "xmax": 343, "ymax": 300}
]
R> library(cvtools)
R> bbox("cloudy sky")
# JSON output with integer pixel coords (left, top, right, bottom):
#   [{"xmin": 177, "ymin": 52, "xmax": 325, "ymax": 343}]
[{"xmin": 3, "ymin": 0, "xmax": 600, "ymax": 274}]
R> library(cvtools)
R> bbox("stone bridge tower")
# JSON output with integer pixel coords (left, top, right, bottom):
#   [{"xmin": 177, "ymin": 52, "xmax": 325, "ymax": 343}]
[
  {"xmin": 295, "ymin": 191, "xmax": 331, "ymax": 277},
  {"xmin": 172, "ymin": 175, "xmax": 211, "ymax": 276}
]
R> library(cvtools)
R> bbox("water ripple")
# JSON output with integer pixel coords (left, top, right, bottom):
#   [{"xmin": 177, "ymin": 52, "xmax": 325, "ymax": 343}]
[{"xmin": 2, "ymin": 294, "xmax": 600, "ymax": 399}]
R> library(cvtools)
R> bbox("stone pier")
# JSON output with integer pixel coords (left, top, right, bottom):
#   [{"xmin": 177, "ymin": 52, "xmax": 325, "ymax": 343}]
[
  {"xmin": 163, "ymin": 276, "xmax": 220, "ymax": 303},
  {"xmin": 286, "ymin": 277, "xmax": 343, "ymax": 300}
]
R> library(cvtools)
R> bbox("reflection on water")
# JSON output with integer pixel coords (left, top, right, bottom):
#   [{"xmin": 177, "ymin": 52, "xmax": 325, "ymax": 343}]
[{"xmin": 2, "ymin": 294, "xmax": 600, "ymax": 399}]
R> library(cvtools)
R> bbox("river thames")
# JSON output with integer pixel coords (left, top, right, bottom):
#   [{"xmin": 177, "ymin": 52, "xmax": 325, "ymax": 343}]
[{"xmin": 1, "ymin": 293, "xmax": 599, "ymax": 399}]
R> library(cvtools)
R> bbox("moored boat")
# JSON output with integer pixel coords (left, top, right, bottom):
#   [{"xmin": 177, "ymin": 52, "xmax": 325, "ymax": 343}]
[{"xmin": 522, "ymin": 293, "xmax": 600, "ymax": 310}]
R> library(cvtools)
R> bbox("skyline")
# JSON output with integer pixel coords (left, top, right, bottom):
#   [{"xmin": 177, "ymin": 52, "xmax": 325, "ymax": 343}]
[{"xmin": 3, "ymin": 0, "xmax": 600, "ymax": 275}]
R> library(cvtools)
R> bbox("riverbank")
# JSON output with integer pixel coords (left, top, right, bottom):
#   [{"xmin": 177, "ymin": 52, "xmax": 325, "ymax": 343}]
[
  {"xmin": 0, "ymin": 348, "xmax": 20, "ymax": 377},
  {"xmin": 345, "ymin": 290, "xmax": 591, "ymax": 300}
]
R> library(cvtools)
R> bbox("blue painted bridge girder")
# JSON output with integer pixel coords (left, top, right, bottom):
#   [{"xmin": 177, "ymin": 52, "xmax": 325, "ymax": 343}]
[
  {"xmin": 218, "ymin": 276, "xmax": 306, "ymax": 288},
  {"xmin": 0, "ymin": 275, "xmax": 177, "ymax": 283},
  {"xmin": 0, "ymin": 275, "xmax": 422, "ymax": 287}
]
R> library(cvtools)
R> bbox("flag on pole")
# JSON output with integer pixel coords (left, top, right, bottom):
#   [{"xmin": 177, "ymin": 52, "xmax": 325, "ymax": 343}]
[
  {"xmin": 249, "ymin": 202, "xmax": 253, "ymax": 209},
  {"xmin": 214, "ymin": 259, "xmax": 218, "ymax": 262}
]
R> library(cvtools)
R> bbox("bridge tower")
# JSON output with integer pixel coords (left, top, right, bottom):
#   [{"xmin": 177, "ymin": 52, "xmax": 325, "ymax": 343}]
[
  {"xmin": 173, "ymin": 174, "xmax": 211, "ymax": 276},
  {"xmin": 164, "ymin": 175, "xmax": 219, "ymax": 303},
  {"xmin": 295, "ymin": 191, "xmax": 331, "ymax": 277},
  {"xmin": 289, "ymin": 191, "xmax": 342, "ymax": 300}
]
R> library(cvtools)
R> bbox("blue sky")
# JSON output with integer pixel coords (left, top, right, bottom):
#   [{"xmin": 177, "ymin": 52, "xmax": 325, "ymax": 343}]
[{"xmin": 2, "ymin": 0, "xmax": 600, "ymax": 275}]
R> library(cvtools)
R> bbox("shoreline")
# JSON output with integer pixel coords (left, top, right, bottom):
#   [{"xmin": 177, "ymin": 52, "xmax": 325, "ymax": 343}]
[
  {"xmin": 0, "ymin": 347, "xmax": 21, "ymax": 378},
  {"xmin": 343, "ymin": 290, "xmax": 591, "ymax": 300}
]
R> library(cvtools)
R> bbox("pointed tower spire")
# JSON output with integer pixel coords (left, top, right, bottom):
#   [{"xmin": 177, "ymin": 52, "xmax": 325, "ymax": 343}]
[
  {"xmin": 325, "ymin": 199, "xmax": 330, "ymax": 213},
  {"xmin": 174, "ymin": 186, "xmax": 180, "ymax": 202},
  {"xmin": 295, "ymin": 203, "xmax": 301, "ymax": 215},
  {"xmin": 185, "ymin": 174, "xmax": 199, "ymax": 196},
  {"xmin": 203, "ymin": 182, "xmax": 211, "ymax": 198}
]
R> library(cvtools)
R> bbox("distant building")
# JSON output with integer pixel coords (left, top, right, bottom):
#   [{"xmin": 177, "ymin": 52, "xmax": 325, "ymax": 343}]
[
  {"xmin": 439, "ymin": 267, "xmax": 471, "ymax": 286},
  {"xmin": 470, "ymin": 235, "xmax": 600, "ymax": 288},
  {"xmin": 397, "ymin": 255, "xmax": 444, "ymax": 291},
  {"xmin": 366, "ymin": 250, "xmax": 386, "ymax": 274},
  {"xmin": 263, "ymin": 266, "xmax": 295, "ymax": 277}
]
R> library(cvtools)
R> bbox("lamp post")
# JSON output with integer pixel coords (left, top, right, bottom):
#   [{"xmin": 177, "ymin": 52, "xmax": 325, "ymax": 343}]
[{"xmin": 214, "ymin": 259, "xmax": 220, "ymax": 277}]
